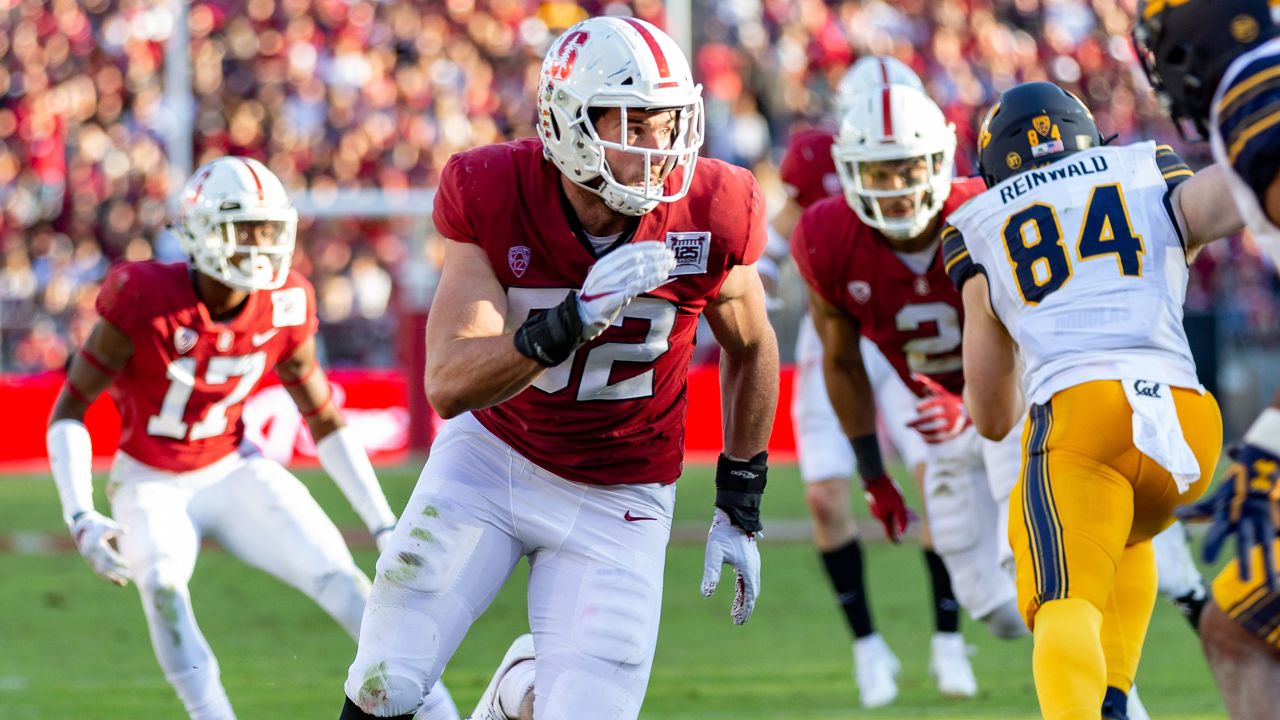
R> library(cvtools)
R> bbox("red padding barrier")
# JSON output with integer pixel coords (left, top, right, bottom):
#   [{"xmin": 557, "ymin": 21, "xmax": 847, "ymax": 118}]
[{"xmin": 0, "ymin": 365, "xmax": 797, "ymax": 471}]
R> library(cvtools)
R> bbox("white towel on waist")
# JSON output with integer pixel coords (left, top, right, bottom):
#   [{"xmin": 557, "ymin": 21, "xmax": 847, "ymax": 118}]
[{"xmin": 1123, "ymin": 379, "xmax": 1200, "ymax": 493}]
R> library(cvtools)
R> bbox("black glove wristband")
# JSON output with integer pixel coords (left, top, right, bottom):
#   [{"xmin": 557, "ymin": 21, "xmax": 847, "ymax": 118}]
[
  {"xmin": 850, "ymin": 433, "xmax": 886, "ymax": 485},
  {"xmin": 715, "ymin": 451, "xmax": 768, "ymax": 533},
  {"xmin": 513, "ymin": 291, "xmax": 585, "ymax": 367}
]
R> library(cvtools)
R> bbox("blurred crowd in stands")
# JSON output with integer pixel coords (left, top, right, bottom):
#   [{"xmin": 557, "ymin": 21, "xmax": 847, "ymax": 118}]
[{"xmin": 1, "ymin": 0, "xmax": 1277, "ymax": 372}]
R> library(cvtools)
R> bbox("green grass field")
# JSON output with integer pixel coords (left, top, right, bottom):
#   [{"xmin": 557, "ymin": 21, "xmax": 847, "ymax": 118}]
[{"xmin": 0, "ymin": 463, "xmax": 1227, "ymax": 719}]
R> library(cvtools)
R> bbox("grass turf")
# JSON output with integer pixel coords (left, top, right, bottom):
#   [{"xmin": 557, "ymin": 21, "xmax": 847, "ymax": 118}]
[{"xmin": 0, "ymin": 463, "xmax": 1226, "ymax": 718}]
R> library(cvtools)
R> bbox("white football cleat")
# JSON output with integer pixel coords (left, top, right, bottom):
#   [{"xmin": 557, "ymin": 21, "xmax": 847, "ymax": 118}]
[
  {"xmin": 1127, "ymin": 685, "xmax": 1151, "ymax": 720},
  {"xmin": 467, "ymin": 634, "xmax": 535, "ymax": 720},
  {"xmin": 853, "ymin": 633, "xmax": 900, "ymax": 708},
  {"xmin": 929, "ymin": 632, "xmax": 978, "ymax": 699}
]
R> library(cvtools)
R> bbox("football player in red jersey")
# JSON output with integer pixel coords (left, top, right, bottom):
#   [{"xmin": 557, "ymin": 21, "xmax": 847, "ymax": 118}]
[
  {"xmin": 339, "ymin": 16, "xmax": 778, "ymax": 720},
  {"xmin": 792, "ymin": 82, "xmax": 1035, "ymax": 702},
  {"xmin": 772, "ymin": 57, "xmax": 977, "ymax": 708},
  {"xmin": 44, "ymin": 157, "xmax": 459, "ymax": 720}
]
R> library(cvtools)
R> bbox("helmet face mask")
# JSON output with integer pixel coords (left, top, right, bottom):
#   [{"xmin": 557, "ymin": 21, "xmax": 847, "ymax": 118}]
[
  {"xmin": 537, "ymin": 18, "xmax": 704, "ymax": 217},
  {"xmin": 832, "ymin": 85, "xmax": 956, "ymax": 242},
  {"xmin": 179, "ymin": 157, "xmax": 298, "ymax": 292},
  {"xmin": 844, "ymin": 154, "xmax": 947, "ymax": 240},
  {"xmin": 579, "ymin": 102, "xmax": 704, "ymax": 214}
]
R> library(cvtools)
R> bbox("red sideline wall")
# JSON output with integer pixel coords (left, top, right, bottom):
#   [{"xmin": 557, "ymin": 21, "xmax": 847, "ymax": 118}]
[{"xmin": 0, "ymin": 366, "xmax": 797, "ymax": 472}]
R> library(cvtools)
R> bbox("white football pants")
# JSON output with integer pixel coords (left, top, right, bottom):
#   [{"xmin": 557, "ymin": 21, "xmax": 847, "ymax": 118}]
[
  {"xmin": 345, "ymin": 412, "xmax": 674, "ymax": 720},
  {"xmin": 109, "ymin": 448, "xmax": 455, "ymax": 720}
]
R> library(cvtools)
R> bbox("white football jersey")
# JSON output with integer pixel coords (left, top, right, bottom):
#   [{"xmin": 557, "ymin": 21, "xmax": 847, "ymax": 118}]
[
  {"xmin": 943, "ymin": 142, "xmax": 1202, "ymax": 404},
  {"xmin": 1210, "ymin": 37, "xmax": 1280, "ymax": 269}
]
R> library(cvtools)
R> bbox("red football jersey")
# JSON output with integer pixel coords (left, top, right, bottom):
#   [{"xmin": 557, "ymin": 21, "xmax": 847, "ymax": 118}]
[
  {"xmin": 95, "ymin": 261, "xmax": 318, "ymax": 471},
  {"xmin": 433, "ymin": 137, "xmax": 766, "ymax": 486},
  {"xmin": 790, "ymin": 178, "xmax": 986, "ymax": 397},
  {"xmin": 778, "ymin": 127, "xmax": 839, "ymax": 210}
]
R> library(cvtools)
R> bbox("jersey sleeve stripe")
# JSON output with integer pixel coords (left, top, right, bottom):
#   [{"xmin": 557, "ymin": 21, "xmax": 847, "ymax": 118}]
[
  {"xmin": 1153, "ymin": 144, "xmax": 1195, "ymax": 192},
  {"xmin": 1226, "ymin": 102, "xmax": 1280, "ymax": 164},
  {"xmin": 1216, "ymin": 56, "xmax": 1280, "ymax": 119},
  {"xmin": 942, "ymin": 224, "xmax": 981, "ymax": 290}
]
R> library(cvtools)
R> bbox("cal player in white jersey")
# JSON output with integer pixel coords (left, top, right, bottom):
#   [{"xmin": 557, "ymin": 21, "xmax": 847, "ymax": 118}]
[
  {"xmin": 944, "ymin": 81, "xmax": 1243, "ymax": 720},
  {"xmin": 772, "ymin": 56, "xmax": 970, "ymax": 709},
  {"xmin": 1136, "ymin": 1, "xmax": 1280, "ymax": 716}
]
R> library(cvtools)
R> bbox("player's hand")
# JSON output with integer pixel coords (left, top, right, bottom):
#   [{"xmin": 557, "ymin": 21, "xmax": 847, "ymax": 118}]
[
  {"xmin": 576, "ymin": 241, "xmax": 676, "ymax": 340},
  {"xmin": 373, "ymin": 524, "xmax": 395, "ymax": 555},
  {"xmin": 863, "ymin": 474, "xmax": 910, "ymax": 543},
  {"xmin": 908, "ymin": 373, "xmax": 972, "ymax": 444},
  {"xmin": 70, "ymin": 510, "xmax": 131, "ymax": 587},
  {"xmin": 701, "ymin": 509, "xmax": 761, "ymax": 625},
  {"xmin": 1176, "ymin": 443, "xmax": 1280, "ymax": 591}
]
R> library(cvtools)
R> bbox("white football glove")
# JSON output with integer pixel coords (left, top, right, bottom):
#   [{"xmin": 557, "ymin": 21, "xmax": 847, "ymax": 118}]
[
  {"xmin": 577, "ymin": 241, "xmax": 676, "ymax": 341},
  {"xmin": 373, "ymin": 525, "xmax": 395, "ymax": 555},
  {"xmin": 70, "ymin": 510, "xmax": 131, "ymax": 587},
  {"xmin": 701, "ymin": 508, "xmax": 761, "ymax": 625}
]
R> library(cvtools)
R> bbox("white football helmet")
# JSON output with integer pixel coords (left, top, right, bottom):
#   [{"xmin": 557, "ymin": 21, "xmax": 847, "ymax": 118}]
[
  {"xmin": 832, "ymin": 85, "xmax": 956, "ymax": 241},
  {"xmin": 537, "ymin": 17, "xmax": 704, "ymax": 216},
  {"xmin": 177, "ymin": 156, "xmax": 298, "ymax": 291},
  {"xmin": 834, "ymin": 55, "xmax": 925, "ymax": 117}
]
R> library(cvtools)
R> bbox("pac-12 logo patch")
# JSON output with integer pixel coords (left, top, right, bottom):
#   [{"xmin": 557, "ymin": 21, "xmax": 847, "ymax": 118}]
[
  {"xmin": 508, "ymin": 245, "xmax": 530, "ymax": 278},
  {"xmin": 665, "ymin": 232, "xmax": 710, "ymax": 276},
  {"xmin": 174, "ymin": 327, "xmax": 198, "ymax": 355}
]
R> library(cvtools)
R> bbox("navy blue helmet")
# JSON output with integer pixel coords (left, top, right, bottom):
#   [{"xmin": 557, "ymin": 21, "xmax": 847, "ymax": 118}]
[{"xmin": 1134, "ymin": 0, "xmax": 1280, "ymax": 140}]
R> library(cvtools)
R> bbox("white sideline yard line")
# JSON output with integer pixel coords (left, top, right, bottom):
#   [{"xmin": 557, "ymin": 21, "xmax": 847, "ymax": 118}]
[{"xmin": 0, "ymin": 521, "xmax": 911, "ymax": 555}]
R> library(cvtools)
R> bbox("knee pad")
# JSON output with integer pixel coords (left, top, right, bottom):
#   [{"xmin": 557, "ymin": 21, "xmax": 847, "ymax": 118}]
[
  {"xmin": 979, "ymin": 598, "xmax": 1031, "ymax": 639},
  {"xmin": 538, "ymin": 669, "xmax": 642, "ymax": 720},
  {"xmin": 345, "ymin": 659, "xmax": 430, "ymax": 718},
  {"xmin": 949, "ymin": 554, "xmax": 1018, "ymax": 621},
  {"xmin": 345, "ymin": 597, "xmax": 447, "ymax": 714},
  {"xmin": 136, "ymin": 566, "xmax": 193, "ymax": 638}
]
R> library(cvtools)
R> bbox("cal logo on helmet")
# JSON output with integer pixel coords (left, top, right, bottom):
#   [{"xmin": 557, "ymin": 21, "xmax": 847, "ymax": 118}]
[{"xmin": 976, "ymin": 82, "xmax": 1102, "ymax": 188}]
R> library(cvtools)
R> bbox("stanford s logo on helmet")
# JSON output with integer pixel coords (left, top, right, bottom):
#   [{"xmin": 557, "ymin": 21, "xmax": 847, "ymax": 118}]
[
  {"xmin": 178, "ymin": 156, "xmax": 298, "ymax": 291},
  {"xmin": 976, "ymin": 82, "xmax": 1103, "ymax": 188},
  {"xmin": 1134, "ymin": 0, "xmax": 1280, "ymax": 141},
  {"xmin": 537, "ymin": 17, "xmax": 704, "ymax": 216}
]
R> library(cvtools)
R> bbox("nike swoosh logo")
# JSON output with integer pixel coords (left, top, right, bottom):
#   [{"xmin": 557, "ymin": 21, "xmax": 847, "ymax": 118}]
[
  {"xmin": 578, "ymin": 290, "xmax": 618, "ymax": 303},
  {"xmin": 624, "ymin": 511, "xmax": 658, "ymax": 522},
  {"xmin": 251, "ymin": 329, "xmax": 279, "ymax": 347}
]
